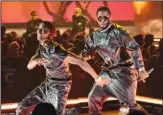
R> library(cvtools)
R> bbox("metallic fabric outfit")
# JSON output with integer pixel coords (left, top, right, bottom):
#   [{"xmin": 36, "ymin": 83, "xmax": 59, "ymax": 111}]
[
  {"xmin": 82, "ymin": 23, "xmax": 148, "ymax": 115},
  {"xmin": 16, "ymin": 41, "xmax": 72, "ymax": 115}
]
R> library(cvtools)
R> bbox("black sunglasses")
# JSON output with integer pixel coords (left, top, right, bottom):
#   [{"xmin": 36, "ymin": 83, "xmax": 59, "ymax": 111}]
[{"xmin": 97, "ymin": 16, "xmax": 109, "ymax": 22}]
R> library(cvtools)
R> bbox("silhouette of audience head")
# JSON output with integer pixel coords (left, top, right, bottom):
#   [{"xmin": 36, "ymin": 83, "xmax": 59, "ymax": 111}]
[
  {"xmin": 134, "ymin": 34, "xmax": 144, "ymax": 47},
  {"xmin": 56, "ymin": 29, "xmax": 61, "ymax": 37},
  {"xmin": 144, "ymin": 34, "xmax": 154, "ymax": 46},
  {"xmin": 8, "ymin": 41, "xmax": 20, "ymax": 57},
  {"xmin": 11, "ymin": 31, "xmax": 18, "ymax": 41},
  {"xmin": 32, "ymin": 102, "xmax": 57, "ymax": 115},
  {"xmin": 62, "ymin": 32, "xmax": 69, "ymax": 41},
  {"xmin": 127, "ymin": 110, "xmax": 146, "ymax": 115}
]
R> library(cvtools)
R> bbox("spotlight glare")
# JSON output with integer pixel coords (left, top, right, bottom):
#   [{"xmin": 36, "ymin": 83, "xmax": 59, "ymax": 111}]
[{"xmin": 134, "ymin": 2, "xmax": 147, "ymax": 15}]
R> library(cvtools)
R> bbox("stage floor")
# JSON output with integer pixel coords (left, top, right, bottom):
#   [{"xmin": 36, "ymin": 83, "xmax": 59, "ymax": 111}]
[
  {"xmin": 79, "ymin": 110, "xmax": 119, "ymax": 115},
  {"xmin": 1, "ymin": 110, "xmax": 157, "ymax": 115}
]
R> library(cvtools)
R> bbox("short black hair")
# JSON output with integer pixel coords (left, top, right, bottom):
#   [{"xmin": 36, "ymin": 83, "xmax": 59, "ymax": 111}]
[
  {"xmin": 144, "ymin": 34, "xmax": 154, "ymax": 45},
  {"xmin": 31, "ymin": 11, "xmax": 37, "ymax": 16},
  {"xmin": 96, "ymin": 6, "xmax": 111, "ymax": 16},
  {"xmin": 42, "ymin": 21, "xmax": 55, "ymax": 31}
]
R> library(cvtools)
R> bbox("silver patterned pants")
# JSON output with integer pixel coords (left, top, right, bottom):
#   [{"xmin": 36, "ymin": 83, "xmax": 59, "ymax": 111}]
[
  {"xmin": 16, "ymin": 78, "xmax": 72, "ymax": 115},
  {"xmin": 88, "ymin": 67, "xmax": 149, "ymax": 115}
]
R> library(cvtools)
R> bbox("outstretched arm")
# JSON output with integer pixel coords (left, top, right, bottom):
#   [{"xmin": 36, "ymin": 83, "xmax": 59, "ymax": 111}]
[
  {"xmin": 50, "ymin": 42, "xmax": 110, "ymax": 86},
  {"xmin": 64, "ymin": 54, "xmax": 99, "ymax": 80},
  {"xmin": 64, "ymin": 53, "xmax": 110, "ymax": 86}
]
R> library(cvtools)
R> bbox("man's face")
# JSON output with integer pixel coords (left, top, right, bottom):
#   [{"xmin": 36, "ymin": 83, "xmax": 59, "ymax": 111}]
[
  {"xmin": 32, "ymin": 15, "xmax": 38, "ymax": 20},
  {"xmin": 31, "ymin": 12, "xmax": 38, "ymax": 20},
  {"xmin": 37, "ymin": 23, "xmax": 50, "ymax": 42},
  {"xmin": 97, "ymin": 11, "xmax": 111, "ymax": 29}
]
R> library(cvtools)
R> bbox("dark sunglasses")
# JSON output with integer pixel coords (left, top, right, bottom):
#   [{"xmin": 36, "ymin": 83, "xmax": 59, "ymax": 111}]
[{"xmin": 97, "ymin": 16, "xmax": 109, "ymax": 22}]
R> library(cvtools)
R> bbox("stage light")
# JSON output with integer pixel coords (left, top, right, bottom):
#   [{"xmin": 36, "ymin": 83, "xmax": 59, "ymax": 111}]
[
  {"xmin": 154, "ymin": 39, "xmax": 160, "ymax": 42},
  {"xmin": 134, "ymin": 2, "xmax": 148, "ymax": 15},
  {"xmin": 1, "ymin": 103, "xmax": 19, "ymax": 110},
  {"xmin": 1, "ymin": 96, "xmax": 162, "ymax": 110}
]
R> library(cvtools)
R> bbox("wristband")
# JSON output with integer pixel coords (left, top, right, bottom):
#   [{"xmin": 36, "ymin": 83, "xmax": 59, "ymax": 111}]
[
  {"xmin": 138, "ymin": 67, "xmax": 145, "ymax": 72},
  {"xmin": 95, "ymin": 76, "xmax": 100, "ymax": 82}
]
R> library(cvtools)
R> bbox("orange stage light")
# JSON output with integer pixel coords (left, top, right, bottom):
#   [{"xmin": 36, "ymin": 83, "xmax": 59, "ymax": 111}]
[
  {"xmin": 134, "ymin": 2, "xmax": 148, "ymax": 15},
  {"xmin": 1, "ymin": 96, "xmax": 162, "ymax": 110}
]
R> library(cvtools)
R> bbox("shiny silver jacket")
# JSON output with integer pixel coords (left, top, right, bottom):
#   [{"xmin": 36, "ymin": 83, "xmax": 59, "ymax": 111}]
[{"xmin": 82, "ymin": 23, "xmax": 144, "ymax": 70}]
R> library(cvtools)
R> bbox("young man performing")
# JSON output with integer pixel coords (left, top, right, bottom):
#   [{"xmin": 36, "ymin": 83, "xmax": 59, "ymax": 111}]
[{"xmin": 16, "ymin": 21, "xmax": 109, "ymax": 115}]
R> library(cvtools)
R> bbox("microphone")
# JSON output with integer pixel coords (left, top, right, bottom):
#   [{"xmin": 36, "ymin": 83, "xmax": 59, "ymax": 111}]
[{"xmin": 147, "ymin": 68, "xmax": 154, "ymax": 75}]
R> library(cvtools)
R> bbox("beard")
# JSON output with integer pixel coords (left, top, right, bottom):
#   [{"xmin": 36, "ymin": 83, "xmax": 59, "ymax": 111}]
[
  {"xmin": 101, "ymin": 22, "xmax": 110, "ymax": 30},
  {"xmin": 100, "ymin": 19, "xmax": 111, "ymax": 30}
]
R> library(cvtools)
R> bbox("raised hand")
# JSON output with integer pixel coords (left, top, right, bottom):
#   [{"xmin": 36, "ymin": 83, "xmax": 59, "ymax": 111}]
[{"xmin": 138, "ymin": 70, "xmax": 149, "ymax": 83}]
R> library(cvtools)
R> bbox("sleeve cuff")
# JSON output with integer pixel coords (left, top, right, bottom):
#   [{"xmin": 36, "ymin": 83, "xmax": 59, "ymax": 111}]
[{"xmin": 138, "ymin": 67, "xmax": 145, "ymax": 72}]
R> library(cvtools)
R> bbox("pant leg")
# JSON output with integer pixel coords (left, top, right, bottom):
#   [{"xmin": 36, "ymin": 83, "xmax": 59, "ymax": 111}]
[
  {"xmin": 88, "ymin": 71, "xmax": 115, "ymax": 115},
  {"xmin": 48, "ymin": 81, "xmax": 72, "ymax": 115},
  {"xmin": 16, "ymin": 82, "xmax": 47, "ymax": 115},
  {"xmin": 108, "ymin": 68, "xmax": 149, "ymax": 115},
  {"xmin": 16, "ymin": 80, "xmax": 72, "ymax": 115}
]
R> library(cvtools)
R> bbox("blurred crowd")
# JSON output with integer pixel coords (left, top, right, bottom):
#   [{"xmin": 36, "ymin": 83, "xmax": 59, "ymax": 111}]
[{"xmin": 1, "ymin": 12, "xmax": 94, "ymax": 102}]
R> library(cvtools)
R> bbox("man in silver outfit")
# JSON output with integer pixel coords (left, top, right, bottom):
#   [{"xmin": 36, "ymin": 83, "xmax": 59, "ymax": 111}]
[
  {"xmin": 82, "ymin": 6, "xmax": 149, "ymax": 115},
  {"xmin": 16, "ymin": 21, "xmax": 109, "ymax": 115}
]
